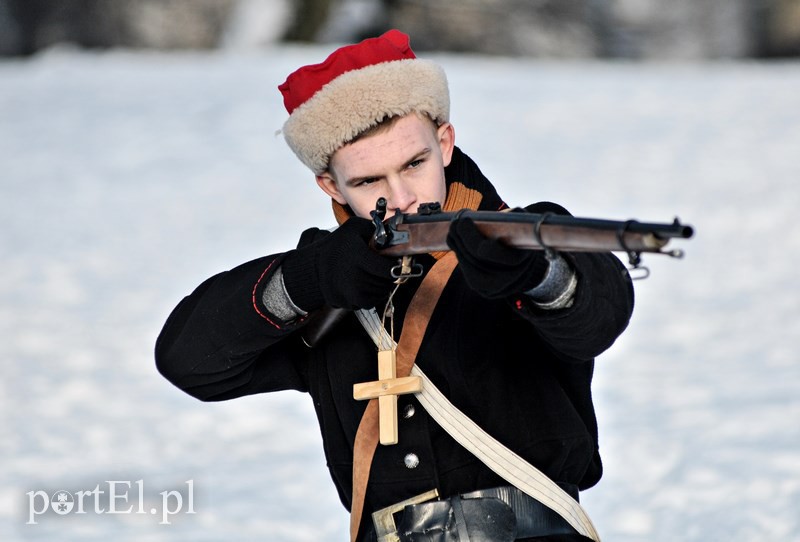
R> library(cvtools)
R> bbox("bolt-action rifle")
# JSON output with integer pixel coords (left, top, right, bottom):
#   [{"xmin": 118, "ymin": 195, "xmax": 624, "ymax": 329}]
[{"xmin": 302, "ymin": 197, "xmax": 694, "ymax": 346}]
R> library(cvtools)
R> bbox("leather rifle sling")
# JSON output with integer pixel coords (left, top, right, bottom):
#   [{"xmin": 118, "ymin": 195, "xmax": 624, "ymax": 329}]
[{"xmin": 349, "ymin": 252, "xmax": 459, "ymax": 542}]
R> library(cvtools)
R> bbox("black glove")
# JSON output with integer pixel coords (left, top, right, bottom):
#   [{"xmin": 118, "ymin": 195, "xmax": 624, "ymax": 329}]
[
  {"xmin": 446, "ymin": 202, "xmax": 570, "ymax": 299},
  {"xmin": 281, "ymin": 217, "xmax": 397, "ymax": 311}
]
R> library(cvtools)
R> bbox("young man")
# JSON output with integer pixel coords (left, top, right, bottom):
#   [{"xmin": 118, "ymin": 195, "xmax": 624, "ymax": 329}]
[{"xmin": 156, "ymin": 30, "xmax": 634, "ymax": 542}]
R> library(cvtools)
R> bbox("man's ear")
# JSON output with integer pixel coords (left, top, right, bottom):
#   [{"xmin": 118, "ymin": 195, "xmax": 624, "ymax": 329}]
[
  {"xmin": 437, "ymin": 122, "xmax": 455, "ymax": 167},
  {"xmin": 316, "ymin": 173, "xmax": 347, "ymax": 205}
]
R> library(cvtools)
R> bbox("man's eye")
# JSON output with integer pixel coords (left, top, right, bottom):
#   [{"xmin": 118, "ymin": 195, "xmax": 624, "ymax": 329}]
[
  {"xmin": 356, "ymin": 178, "xmax": 377, "ymax": 187},
  {"xmin": 408, "ymin": 159, "xmax": 423, "ymax": 169}
]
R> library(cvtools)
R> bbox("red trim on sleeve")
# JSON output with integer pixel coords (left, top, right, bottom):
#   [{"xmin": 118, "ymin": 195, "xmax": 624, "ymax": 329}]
[{"xmin": 251, "ymin": 259, "xmax": 283, "ymax": 329}]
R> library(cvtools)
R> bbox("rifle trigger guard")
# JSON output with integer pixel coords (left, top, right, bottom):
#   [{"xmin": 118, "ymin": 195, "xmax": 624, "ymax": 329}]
[
  {"xmin": 533, "ymin": 212, "xmax": 558, "ymax": 260},
  {"xmin": 617, "ymin": 220, "xmax": 649, "ymax": 280}
]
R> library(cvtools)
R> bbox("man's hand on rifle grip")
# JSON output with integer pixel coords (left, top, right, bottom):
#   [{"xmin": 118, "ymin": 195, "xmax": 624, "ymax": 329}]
[{"xmin": 282, "ymin": 217, "xmax": 398, "ymax": 311}]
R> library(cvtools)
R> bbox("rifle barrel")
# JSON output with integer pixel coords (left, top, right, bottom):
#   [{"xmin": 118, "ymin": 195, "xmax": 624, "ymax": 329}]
[
  {"xmin": 406, "ymin": 211, "xmax": 693, "ymax": 238},
  {"xmin": 374, "ymin": 209, "xmax": 694, "ymax": 257}
]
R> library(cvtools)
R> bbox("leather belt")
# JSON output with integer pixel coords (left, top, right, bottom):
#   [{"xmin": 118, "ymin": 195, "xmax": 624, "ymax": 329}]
[{"xmin": 370, "ymin": 484, "xmax": 579, "ymax": 542}]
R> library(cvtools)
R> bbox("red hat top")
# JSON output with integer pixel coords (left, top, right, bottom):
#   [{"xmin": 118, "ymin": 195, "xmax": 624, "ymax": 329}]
[{"xmin": 279, "ymin": 29, "xmax": 417, "ymax": 114}]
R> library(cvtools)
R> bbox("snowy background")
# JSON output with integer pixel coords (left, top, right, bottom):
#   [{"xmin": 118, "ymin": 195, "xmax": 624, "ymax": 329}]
[{"xmin": 2, "ymin": 46, "xmax": 799, "ymax": 541}]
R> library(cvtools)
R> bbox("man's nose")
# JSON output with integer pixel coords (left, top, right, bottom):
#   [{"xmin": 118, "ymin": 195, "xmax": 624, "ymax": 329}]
[{"xmin": 386, "ymin": 181, "xmax": 416, "ymax": 213}]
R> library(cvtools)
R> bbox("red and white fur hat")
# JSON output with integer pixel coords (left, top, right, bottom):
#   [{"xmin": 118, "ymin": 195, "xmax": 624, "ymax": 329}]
[{"xmin": 278, "ymin": 30, "xmax": 450, "ymax": 175}]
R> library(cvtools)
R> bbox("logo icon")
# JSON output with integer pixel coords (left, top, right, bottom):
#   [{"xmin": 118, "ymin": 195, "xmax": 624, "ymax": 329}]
[{"xmin": 50, "ymin": 491, "xmax": 74, "ymax": 515}]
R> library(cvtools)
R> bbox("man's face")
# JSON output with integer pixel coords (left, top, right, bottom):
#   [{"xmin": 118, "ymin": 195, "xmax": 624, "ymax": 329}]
[{"xmin": 316, "ymin": 114, "xmax": 455, "ymax": 219}]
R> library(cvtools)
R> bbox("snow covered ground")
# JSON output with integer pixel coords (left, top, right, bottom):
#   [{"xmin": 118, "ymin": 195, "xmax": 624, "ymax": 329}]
[{"xmin": 2, "ymin": 46, "xmax": 799, "ymax": 541}]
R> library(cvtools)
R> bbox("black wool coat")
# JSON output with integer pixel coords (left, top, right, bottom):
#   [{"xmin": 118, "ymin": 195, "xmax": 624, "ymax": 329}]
[{"xmin": 155, "ymin": 148, "xmax": 634, "ymax": 539}]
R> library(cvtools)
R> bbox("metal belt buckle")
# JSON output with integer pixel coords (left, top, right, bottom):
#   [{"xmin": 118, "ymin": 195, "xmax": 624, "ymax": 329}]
[{"xmin": 372, "ymin": 488, "xmax": 439, "ymax": 542}]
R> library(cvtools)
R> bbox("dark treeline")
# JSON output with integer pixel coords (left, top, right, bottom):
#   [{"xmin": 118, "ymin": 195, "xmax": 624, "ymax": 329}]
[{"xmin": 1, "ymin": 0, "xmax": 798, "ymax": 58}]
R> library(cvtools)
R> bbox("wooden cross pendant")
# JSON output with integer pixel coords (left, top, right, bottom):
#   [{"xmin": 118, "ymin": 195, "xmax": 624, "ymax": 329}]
[{"xmin": 353, "ymin": 349, "xmax": 422, "ymax": 445}]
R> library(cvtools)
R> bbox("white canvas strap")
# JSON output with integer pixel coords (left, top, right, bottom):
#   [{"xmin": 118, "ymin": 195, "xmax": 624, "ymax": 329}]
[{"xmin": 355, "ymin": 308, "xmax": 601, "ymax": 541}]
